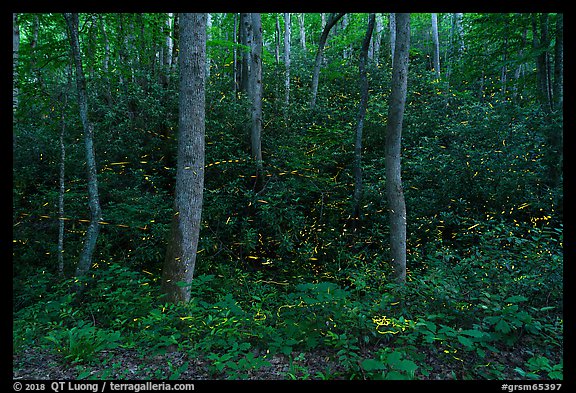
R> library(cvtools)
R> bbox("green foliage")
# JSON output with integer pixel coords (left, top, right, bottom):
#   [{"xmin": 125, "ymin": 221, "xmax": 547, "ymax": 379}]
[
  {"xmin": 44, "ymin": 320, "xmax": 121, "ymax": 364},
  {"xmin": 361, "ymin": 348, "xmax": 419, "ymax": 380}
]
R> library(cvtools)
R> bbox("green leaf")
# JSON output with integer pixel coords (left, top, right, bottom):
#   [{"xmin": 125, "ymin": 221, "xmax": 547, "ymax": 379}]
[
  {"xmin": 361, "ymin": 358, "xmax": 386, "ymax": 371},
  {"xmin": 504, "ymin": 295, "xmax": 528, "ymax": 303},
  {"xmin": 495, "ymin": 319, "xmax": 511, "ymax": 334},
  {"xmin": 385, "ymin": 370, "xmax": 409, "ymax": 380},
  {"xmin": 386, "ymin": 350, "xmax": 403, "ymax": 366},
  {"xmin": 395, "ymin": 359, "xmax": 418, "ymax": 374},
  {"xmin": 457, "ymin": 335, "xmax": 475, "ymax": 348},
  {"xmin": 460, "ymin": 329, "xmax": 485, "ymax": 338}
]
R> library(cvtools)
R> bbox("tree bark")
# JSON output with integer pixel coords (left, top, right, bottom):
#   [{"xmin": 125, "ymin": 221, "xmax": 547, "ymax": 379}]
[
  {"xmin": 453, "ymin": 13, "xmax": 465, "ymax": 56},
  {"xmin": 58, "ymin": 91, "xmax": 68, "ymax": 277},
  {"xmin": 386, "ymin": 13, "xmax": 410, "ymax": 285},
  {"xmin": 284, "ymin": 13, "xmax": 291, "ymax": 124},
  {"xmin": 249, "ymin": 13, "xmax": 264, "ymax": 177},
  {"xmin": 431, "ymin": 13, "xmax": 441, "ymax": 79},
  {"xmin": 13, "ymin": 13, "xmax": 19, "ymax": 114},
  {"xmin": 64, "ymin": 13, "xmax": 103, "ymax": 278},
  {"xmin": 532, "ymin": 13, "xmax": 552, "ymax": 112},
  {"xmin": 553, "ymin": 13, "xmax": 563, "ymax": 111},
  {"xmin": 352, "ymin": 14, "xmax": 375, "ymax": 223},
  {"xmin": 239, "ymin": 13, "xmax": 251, "ymax": 94},
  {"xmin": 162, "ymin": 13, "xmax": 207, "ymax": 304},
  {"xmin": 298, "ymin": 13, "xmax": 306, "ymax": 52},
  {"xmin": 310, "ymin": 13, "xmax": 345, "ymax": 110}
]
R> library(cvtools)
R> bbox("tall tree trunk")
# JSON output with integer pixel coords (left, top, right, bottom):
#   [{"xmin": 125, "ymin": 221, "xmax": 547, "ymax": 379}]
[
  {"xmin": 64, "ymin": 13, "xmax": 102, "ymax": 278},
  {"xmin": 58, "ymin": 90, "xmax": 68, "ymax": 277},
  {"xmin": 206, "ymin": 13, "xmax": 212, "ymax": 79},
  {"xmin": 298, "ymin": 13, "xmax": 306, "ymax": 52},
  {"xmin": 161, "ymin": 13, "xmax": 207, "ymax": 304},
  {"xmin": 352, "ymin": 14, "xmax": 375, "ymax": 223},
  {"xmin": 431, "ymin": 13, "xmax": 441, "ymax": 79},
  {"xmin": 370, "ymin": 14, "xmax": 384, "ymax": 66},
  {"xmin": 512, "ymin": 27, "xmax": 527, "ymax": 103},
  {"xmin": 284, "ymin": 13, "xmax": 291, "ymax": 125},
  {"xmin": 239, "ymin": 13, "xmax": 251, "ymax": 94},
  {"xmin": 553, "ymin": 13, "xmax": 563, "ymax": 111},
  {"xmin": 386, "ymin": 13, "xmax": 410, "ymax": 285},
  {"xmin": 532, "ymin": 13, "xmax": 552, "ymax": 112},
  {"xmin": 233, "ymin": 13, "xmax": 238, "ymax": 96},
  {"xmin": 99, "ymin": 16, "xmax": 113, "ymax": 104},
  {"xmin": 274, "ymin": 14, "xmax": 281, "ymax": 64},
  {"xmin": 454, "ymin": 13, "xmax": 465, "ymax": 56},
  {"xmin": 249, "ymin": 13, "xmax": 264, "ymax": 179},
  {"xmin": 389, "ymin": 13, "xmax": 396, "ymax": 68},
  {"xmin": 171, "ymin": 13, "xmax": 180, "ymax": 68},
  {"xmin": 13, "ymin": 13, "xmax": 19, "ymax": 114},
  {"xmin": 310, "ymin": 13, "xmax": 345, "ymax": 110}
]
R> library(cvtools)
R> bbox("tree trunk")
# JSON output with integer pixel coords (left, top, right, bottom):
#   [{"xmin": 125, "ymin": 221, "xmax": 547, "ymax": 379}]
[
  {"xmin": 162, "ymin": 13, "xmax": 207, "ymax": 304},
  {"xmin": 389, "ymin": 13, "xmax": 396, "ymax": 68},
  {"xmin": 299, "ymin": 14, "xmax": 306, "ymax": 52},
  {"xmin": 553, "ymin": 13, "xmax": 563, "ymax": 111},
  {"xmin": 249, "ymin": 13, "xmax": 264, "ymax": 178},
  {"xmin": 58, "ymin": 90, "xmax": 68, "ymax": 277},
  {"xmin": 64, "ymin": 13, "xmax": 102, "ymax": 278},
  {"xmin": 352, "ymin": 14, "xmax": 375, "ymax": 223},
  {"xmin": 454, "ymin": 13, "xmax": 465, "ymax": 56},
  {"xmin": 310, "ymin": 13, "xmax": 345, "ymax": 110},
  {"xmin": 239, "ymin": 13, "xmax": 251, "ymax": 94},
  {"xmin": 233, "ymin": 13, "xmax": 238, "ymax": 95},
  {"xmin": 275, "ymin": 14, "xmax": 281, "ymax": 64},
  {"xmin": 370, "ymin": 14, "xmax": 384, "ymax": 65},
  {"xmin": 386, "ymin": 13, "xmax": 410, "ymax": 285},
  {"xmin": 206, "ymin": 13, "xmax": 212, "ymax": 79},
  {"xmin": 13, "ymin": 13, "xmax": 19, "ymax": 114},
  {"xmin": 284, "ymin": 13, "xmax": 291, "ymax": 125},
  {"xmin": 532, "ymin": 13, "xmax": 552, "ymax": 112},
  {"xmin": 431, "ymin": 13, "xmax": 441, "ymax": 79}
]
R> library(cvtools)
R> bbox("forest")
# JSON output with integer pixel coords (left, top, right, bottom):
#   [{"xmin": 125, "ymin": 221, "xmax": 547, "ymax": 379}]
[{"xmin": 12, "ymin": 12, "xmax": 563, "ymax": 381}]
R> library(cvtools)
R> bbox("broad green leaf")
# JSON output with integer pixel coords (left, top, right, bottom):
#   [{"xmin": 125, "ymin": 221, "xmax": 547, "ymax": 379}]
[
  {"xmin": 460, "ymin": 329, "xmax": 486, "ymax": 338},
  {"xmin": 361, "ymin": 358, "xmax": 386, "ymax": 371},
  {"xmin": 385, "ymin": 370, "xmax": 409, "ymax": 380},
  {"xmin": 504, "ymin": 295, "xmax": 528, "ymax": 303},
  {"xmin": 457, "ymin": 335, "xmax": 475, "ymax": 348},
  {"xmin": 495, "ymin": 319, "xmax": 511, "ymax": 334}
]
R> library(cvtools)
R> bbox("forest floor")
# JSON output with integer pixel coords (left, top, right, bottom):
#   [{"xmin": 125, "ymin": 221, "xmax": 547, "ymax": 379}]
[{"xmin": 13, "ymin": 335, "xmax": 547, "ymax": 380}]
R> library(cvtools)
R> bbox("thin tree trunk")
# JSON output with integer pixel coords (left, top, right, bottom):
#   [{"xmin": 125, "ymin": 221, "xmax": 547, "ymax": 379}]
[
  {"xmin": 386, "ymin": 13, "xmax": 410, "ymax": 285},
  {"xmin": 532, "ymin": 13, "xmax": 552, "ymax": 112},
  {"xmin": 352, "ymin": 14, "xmax": 375, "ymax": 223},
  {"xmin": 13, "ymin": 13, "xmax": 19, "ymax": 114},
  {"xmin": 57, "ymin": 90, "xmax": 68, "ymax": 277},
  {"xmin": 249, "ymin": 13, "xmax": 264, "ymax": 178},
  {"xmin": 64, "ymin": 13, "xmax": 102, "ymax": 278},
  {"xmin": 233, "ymin": 13, "xmax": 238, "ymax": 95},
  {"xmin": 310, "ymin": 12, "xmax": 345, "ymax": 110},
  {"xmin": 171, "ymin": 13, "xmax": 179, "ymax": 68},
  {"xmin": 371, "ymin": 13, "xmax": 384, "ymax": 65},
  {"xmin": 239, "ymin": 13, "xmax": 251, "ymax": 94},
  {"xmin": 162, "ymin": 13, "xmax": 207, "ymax": 304},
  {"xmin": 99, "ymin": 16, "xmax": 113, "ymax": 104},
  {"xmin": 284, "ymin": 13, "xmax": 291, "ymax": 124},
  {"xmin": 389, "ymin": 13, "xmax": 396, "ymax": 68},
  {"xmin": 299, "ymin": 14, "xmax": 306, "ymax": 52},
  {"xmin": 431, "ymin": 13, "xmax": 441, "ymax": 79},
  {"xmin": 206, "ymin": 13, "xmax": 212, "ymax": 79},
  {"xmin": 454, "ymin": 13, "xmax": 465, "ymax": 56},
  {"xmin": 275, "ymin": 14, "xmax": 281, "ymax": 64},
  {"xmin": 553, "ymin": 13, "xmax": 563, "ymax": 111}
]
